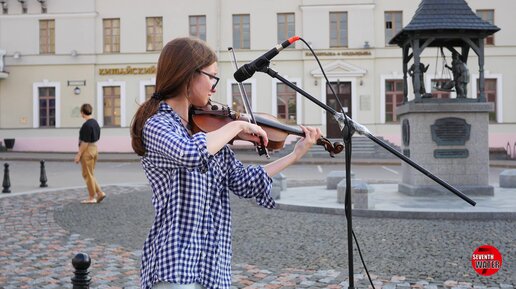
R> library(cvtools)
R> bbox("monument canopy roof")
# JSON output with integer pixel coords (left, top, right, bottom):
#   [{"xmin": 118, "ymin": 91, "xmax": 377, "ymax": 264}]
[{"xmin": 390, "ymin": 0, "xmax": 500, "ymax": 46}]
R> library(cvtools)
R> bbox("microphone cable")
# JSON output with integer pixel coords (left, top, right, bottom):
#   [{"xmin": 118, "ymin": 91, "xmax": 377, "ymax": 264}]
[{"xmin": 298, "ymin": 37, "xmax": 377, "ymax": 289}]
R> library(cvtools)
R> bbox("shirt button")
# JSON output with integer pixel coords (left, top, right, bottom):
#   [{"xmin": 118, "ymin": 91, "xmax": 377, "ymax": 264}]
[
  {"xmin": 201, "ymin": 252, "xmax": 206, "ymax": 259},
  {"xmin": 179, "ymin": 151, "xmax": 184, "ymax": 157},
  {"xmin": 203, "ymin": 229, "xmax": 209, "ymax": 236}
]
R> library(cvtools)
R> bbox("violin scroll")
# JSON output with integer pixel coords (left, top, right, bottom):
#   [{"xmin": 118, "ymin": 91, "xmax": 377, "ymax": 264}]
[{"xmin": 316, "ymin": 137, "xmax": 344, "ymax": 158}]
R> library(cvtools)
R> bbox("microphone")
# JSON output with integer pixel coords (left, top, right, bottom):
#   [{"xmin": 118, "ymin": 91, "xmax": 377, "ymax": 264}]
[{"xmin": 234, "ymin": 36, "xmax": 300, "ymax": 82}]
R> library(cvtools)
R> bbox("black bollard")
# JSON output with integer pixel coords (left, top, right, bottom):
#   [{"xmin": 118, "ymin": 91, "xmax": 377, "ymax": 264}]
[
  {"xmin": 2, "ymin": 163, "xmax": 11, "ymax": 193},
  {"xmin": 39, "ymin": 160, "xmax": 48, "ymax": 187},
  {"xmin": 71, "ymin": 252, "xmax": 91, "ymax": 289}
]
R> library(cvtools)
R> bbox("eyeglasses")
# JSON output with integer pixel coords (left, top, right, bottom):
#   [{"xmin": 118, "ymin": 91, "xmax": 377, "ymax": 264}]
[{"xmin": 198, "ymin": 70, "xmax": 220, "ymax": 90}]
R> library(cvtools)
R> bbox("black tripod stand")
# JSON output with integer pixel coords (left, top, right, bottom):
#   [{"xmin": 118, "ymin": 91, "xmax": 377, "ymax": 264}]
[{"xmin": 260, "ymin": 66, "xmax": 476, "ymax": 289}]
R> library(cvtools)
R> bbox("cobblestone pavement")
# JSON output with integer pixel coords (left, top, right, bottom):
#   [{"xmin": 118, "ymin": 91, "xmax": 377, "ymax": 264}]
[{"xmin": 0, "ymin": 185, "xmax": 514, "ymax": 289}]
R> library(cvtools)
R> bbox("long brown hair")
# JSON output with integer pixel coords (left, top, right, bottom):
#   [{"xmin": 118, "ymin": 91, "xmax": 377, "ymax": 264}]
[{"xmin": 130, "ymin": 37, "xmax": 217, "ymax": 156}]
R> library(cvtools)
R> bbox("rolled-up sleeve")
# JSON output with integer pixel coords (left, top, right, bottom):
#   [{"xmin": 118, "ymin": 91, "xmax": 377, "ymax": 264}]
[
  {"xmin": 143, "ymin": 117, "xmax": 211, "ymax": 171},
  {"xmin": 227, "ymin": 152, "xmax": 275, "ymax": 208}
]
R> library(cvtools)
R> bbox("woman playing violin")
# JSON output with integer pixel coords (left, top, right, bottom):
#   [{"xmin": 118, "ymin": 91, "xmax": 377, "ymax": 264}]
[{"xmin": 130, "ymin": 37, "xmax": 321, "ymax": 289}]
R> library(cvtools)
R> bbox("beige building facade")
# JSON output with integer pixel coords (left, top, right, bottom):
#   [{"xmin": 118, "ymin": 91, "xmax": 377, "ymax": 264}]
[{"xmin": 0, "ymin": 0, "xmax": 514, "ymax": 152}]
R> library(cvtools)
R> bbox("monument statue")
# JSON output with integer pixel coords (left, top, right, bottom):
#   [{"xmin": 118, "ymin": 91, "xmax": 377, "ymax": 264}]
[
  {"xmin": 408, "ymin": 62, "xmax": 432, "ymax": 98},
  {"xmin": 446, "ymin": 52, "xmax": 470, "ymax": 98}
]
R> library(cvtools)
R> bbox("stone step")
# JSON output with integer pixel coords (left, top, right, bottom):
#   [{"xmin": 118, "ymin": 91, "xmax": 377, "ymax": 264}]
[{"xmin": 276, "ymin": 136, "xmax": 400, "ymax": 159}]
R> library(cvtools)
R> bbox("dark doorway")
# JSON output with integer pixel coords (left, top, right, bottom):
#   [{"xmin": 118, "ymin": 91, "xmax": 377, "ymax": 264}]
[{"xmin": 326, "ymin": 81, "xmax": 351, "ymax": 138}]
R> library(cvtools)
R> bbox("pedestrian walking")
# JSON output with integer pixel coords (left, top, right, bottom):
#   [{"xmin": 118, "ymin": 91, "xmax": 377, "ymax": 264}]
[
  {"xmin": 75, "ymin": 103, "xmax": 106, "ymax": 204},
  {"xmin": 130, "ymin": 37, "xmax": 321, "ymax": 289}
]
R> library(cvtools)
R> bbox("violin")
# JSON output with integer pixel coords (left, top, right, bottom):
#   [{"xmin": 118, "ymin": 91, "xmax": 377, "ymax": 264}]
[{"xmin": 189, "ymin": 101, "xmax": 344, "ymax": 157}]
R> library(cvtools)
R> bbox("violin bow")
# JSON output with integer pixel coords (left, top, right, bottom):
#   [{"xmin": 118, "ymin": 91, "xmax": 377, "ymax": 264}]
[{"xmin": 228, "ymin": 47, "xmax": 270, "ymax": 158}]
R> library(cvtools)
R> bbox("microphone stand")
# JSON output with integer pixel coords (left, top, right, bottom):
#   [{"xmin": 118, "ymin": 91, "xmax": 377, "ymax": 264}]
[{"xmin": 259, "ymin": 66, "xmax": 476, "ymax": 289}]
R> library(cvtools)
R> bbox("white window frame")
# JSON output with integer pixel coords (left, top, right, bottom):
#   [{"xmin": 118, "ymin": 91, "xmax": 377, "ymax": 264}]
[
  {"xmin": 139, "ymin": 78, "xmax": 156, "ymax": 104},
  {"xmin": 33, "ymin": 80, "xmax": 61, "ymax": 128},
  {"xmin": 271, "ymin": 77, "xmax": 302, "ymax": 125},
  {"xmin": 97, "ymin": 80, "xmax": 126, "ymax": 127},
  {"xmin": 471, "ymin": 73, "xmax": 503, "ymax": 123},
  {"xmin": 319, "ymin": 77, "xmax": 357, "ymax": 128},
  {"xmin": 380, "ymin": 73, "xmax": 404, "ymax": 124},
  {"xmin": 226, "ymin": 78, "xmax": 257, "ymax": 111}
]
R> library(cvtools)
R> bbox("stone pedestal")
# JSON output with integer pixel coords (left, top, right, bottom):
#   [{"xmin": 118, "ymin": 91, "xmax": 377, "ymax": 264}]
[
  {"xmin": 500, "ymin": 169, "xmax": 516, "ymax": 188},
  {"xmin": 351, "ymin": 181, "xmax": 370, "ymax": 209},
  {"xmin": 337, "ymin": 179, "xmax": 370, "ymax": 209},
  {"xmin": 326, "ymin": 170, "xmax": 355, "ymax": 190},
  {"xmin": 397, "ymin": 100, "xmax": 494, "ymax": 196},
  {"xmin": 273, "ymin": 173, "xmax": 287, "ymax": 191},
  {"xmin": 271, "ymin": 173, "xmax": 287, "ymax": 200}
]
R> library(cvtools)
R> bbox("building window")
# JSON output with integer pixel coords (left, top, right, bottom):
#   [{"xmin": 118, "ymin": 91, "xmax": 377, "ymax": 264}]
[
  {"xmin": 385, "ymin": 80, "xmax": 404, "ymax": 123},
  {"xmin": 146, "ymin": 17, "xmax": 163, "ymax": 51},
  {"xmin": 39, "ymin": 19, "xmax": 55, "ymax": 54},
  {"xmin": 231, "ymin": 83, "xmax": 252, "ymax": 112},
  {"xmin": 277, "ymin": 13, "xmax": 295, "ymax": 44},
  {"xmin": 330, "ymin": 12, "xmax": 347, "ymax": 48},
  {"xmin": 103, "ymin": 18, "xmax": 120, "ymax": 53},
  {"xmin": 431, "ymin": 79, "xmax": 452, "ymax": 99},
  {"xmin": 145, "ymin": 85, "xmax": 155, "ymax": 101},
  {"xmin": 385, "ymin": 11, "xmax": 402, "ymax": 45},
  {"xmin": 39, "ymin": 87, "xmax": 56, "ymax": 127},
  {"xmin": 477, "ymin": 79, "xmax": 497, "ymax": 122},
  {"xmin": 21, "ymin": 1, "xmax": 27, "ymax": 14},
  {"xmin": 189, "ymin": 15, "xmax": 206, "ymax": 41},
  {"xmin": 276, "ymin": 83, "xmax": 297, "ymax": 124},
  {"xmin": 476, "ymin": 10, "xmax": 495, "ymax": 45},
  {"xmin": 103, "ymin": 86, "xmax": 121, "ymax": 127},
  {"xmin": 233, "ymin": 14, "xmax": 250, "ymax": 49}
]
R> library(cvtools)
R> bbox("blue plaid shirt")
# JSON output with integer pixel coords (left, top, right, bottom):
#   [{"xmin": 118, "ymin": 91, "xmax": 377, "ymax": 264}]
[{"xmin": 140, "ymin": 102, "xmax": 274, "ymax": 289}]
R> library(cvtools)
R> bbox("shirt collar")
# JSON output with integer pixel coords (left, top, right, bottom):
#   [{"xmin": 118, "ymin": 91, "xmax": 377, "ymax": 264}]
[{"xmin": 158, "ymin": 101, "xmax": 173, "ymax": 113}]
